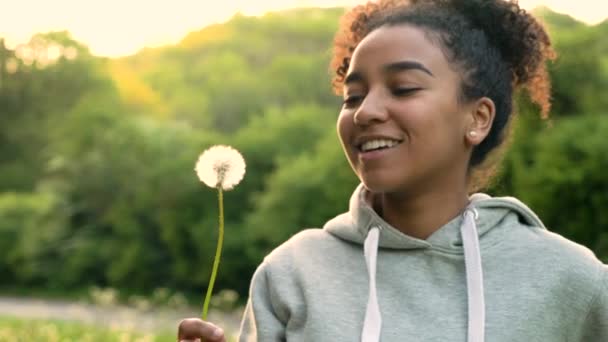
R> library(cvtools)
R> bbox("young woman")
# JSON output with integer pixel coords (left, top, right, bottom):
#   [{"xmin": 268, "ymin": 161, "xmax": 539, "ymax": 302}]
[{"xmin": 178, "ymin": 0, "xmax": 608, "ymax": 341}]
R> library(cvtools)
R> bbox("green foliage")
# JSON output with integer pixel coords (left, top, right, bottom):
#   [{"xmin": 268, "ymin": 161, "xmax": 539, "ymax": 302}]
[
  {"xmin": 116, "ymin": 8, "xmax": 341, "ymax": 133},
  {"xmin": 0, "ymin": 192, "xmax": 66, "ymax": 283},
  {"xmin": 510, "ymin": 115, "xmax": 608, "ymax": 262},
  {"xmin": 535, "ymin": 8, "xmax": 608, "ymax": 116},
  {"xmin": 45, "ymin": 110, "xmax": 227, "ymax": 290},
  {"xmin": 0, "ymin": 7, "xmax": 606, "ymax": 299},
  {"xmin": 0, "ymin": 32, "xmax": 114, "ymax": 192},
  {"xmin": 243, "ymin": 129, "xmax": 358, "ymax": 262}
]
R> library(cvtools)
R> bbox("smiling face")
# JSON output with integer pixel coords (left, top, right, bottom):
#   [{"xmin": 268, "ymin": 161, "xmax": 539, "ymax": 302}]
[{"xmin": 337, "ymin": 24, "xmax": 478, "ymax": 196}]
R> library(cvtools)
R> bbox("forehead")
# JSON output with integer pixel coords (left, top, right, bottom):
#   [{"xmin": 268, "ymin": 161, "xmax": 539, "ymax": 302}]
[{"xmin": 348, "ymin": 24, "xmax": 448, "ymax": 73}]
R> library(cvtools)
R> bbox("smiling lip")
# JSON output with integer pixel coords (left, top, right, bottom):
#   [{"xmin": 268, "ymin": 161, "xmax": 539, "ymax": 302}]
[
  {"xmin": 357, "ymin": 142, "xmax": 402, "ymax": 161},
  {"xmin": 354, "ymin": 135, "xmax": 403, "ymax": 149},
  {"xmin": 353, "ymin": 135, "xmax": 403, "ymax": 162}
]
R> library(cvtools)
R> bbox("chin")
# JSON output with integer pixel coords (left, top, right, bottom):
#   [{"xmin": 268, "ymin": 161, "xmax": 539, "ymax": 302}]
[
  {"xmin": 358, "ymin": 168, "xmax": 420, "ymax": 197},
  {"xmin": 359, "ymin": 174, "xmax": 403, "ymax": 195}
]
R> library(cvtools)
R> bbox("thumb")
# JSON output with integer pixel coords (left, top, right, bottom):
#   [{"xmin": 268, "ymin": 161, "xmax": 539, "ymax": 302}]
[{"xmin": 177, "ymin": 318, "xmax": 225, "ymax": 341}]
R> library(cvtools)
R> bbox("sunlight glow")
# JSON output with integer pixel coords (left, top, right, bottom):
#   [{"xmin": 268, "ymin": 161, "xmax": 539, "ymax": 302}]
[{"xmin": 1, "ymin": 0, "xmax": 606, "ymax": 57}]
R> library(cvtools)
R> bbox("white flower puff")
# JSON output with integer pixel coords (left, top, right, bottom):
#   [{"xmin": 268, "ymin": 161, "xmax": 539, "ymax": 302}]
[{"xmin": 195, "ymin": 145, "xmax": 246, "ymax": 190}]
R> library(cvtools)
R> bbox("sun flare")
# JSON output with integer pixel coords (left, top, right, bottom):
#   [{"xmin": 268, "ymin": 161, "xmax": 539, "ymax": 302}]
[{"xmin": 1, "ymin": 0, "xmax": 605, "ymax": 57}]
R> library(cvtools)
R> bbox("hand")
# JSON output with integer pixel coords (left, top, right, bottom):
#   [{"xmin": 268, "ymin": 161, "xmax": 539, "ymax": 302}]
[{"xmin": 177, "ymin": 318, "xmax": 226, "ymax": 342}]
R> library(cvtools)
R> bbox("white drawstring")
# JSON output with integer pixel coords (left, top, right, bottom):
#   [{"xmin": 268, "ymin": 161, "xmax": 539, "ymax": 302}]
[
  {"xmin": 362, "ymin": 226, "xmax": 382, "ymax": 342},
  {"xmin": 360, "ymin": 209, "xmax": 486, "ymax": 342},
  {"xmin": 461, "ymin": 208, "xmax": 485, "ymax": 342}
]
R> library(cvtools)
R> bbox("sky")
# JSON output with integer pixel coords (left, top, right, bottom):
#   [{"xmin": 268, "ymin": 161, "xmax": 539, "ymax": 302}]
[{"xmin": 1, "ymin": 0, "xmax": 606, "ymax": 57}]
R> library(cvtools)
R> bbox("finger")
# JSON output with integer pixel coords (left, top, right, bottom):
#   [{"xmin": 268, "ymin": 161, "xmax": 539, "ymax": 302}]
[{"xmin": 177, "ymin": 318, "xmax": 225, "ymax": 340}]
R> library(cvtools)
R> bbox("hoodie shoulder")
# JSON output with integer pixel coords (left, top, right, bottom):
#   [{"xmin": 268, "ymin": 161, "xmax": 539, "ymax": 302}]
[
  {"xmin": 476, "ymin": 194, "xmax": 604, "ymax": 293},
  {"xmin": 518, "ymin": 221, "xmax": 601, "ymax": 268},
  {"xmin": 509, "ymin": 221, "xmax": 606, "ymax": 303},
  {"xmin": 262, "ymin": 228, "xmax": 345, "ymax": 266},
  {"xmin": 532, "ymin": 228, "xmax": 599, "ymax": 260},
  {"xmin": 473, "ymin": 194, "xmax": 599, "ymax": 266}
]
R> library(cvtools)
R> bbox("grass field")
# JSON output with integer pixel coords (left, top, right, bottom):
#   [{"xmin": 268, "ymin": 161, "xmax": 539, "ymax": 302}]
[{"xmin": 0, "ymin": 316, "xmax": 176, "ymax": 342}]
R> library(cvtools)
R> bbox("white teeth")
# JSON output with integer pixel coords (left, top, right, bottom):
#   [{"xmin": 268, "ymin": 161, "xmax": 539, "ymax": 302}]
[{"xmin": 360, "ymin": 139, "xmax": 400, "ymax": 152}]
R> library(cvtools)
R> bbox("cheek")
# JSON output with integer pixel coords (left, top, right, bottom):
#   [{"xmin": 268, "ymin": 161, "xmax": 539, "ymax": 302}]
[
  {"xmin": 409, "ymin": 90, "xmax": 461, "ymax": 126},
  {"xmin": 419, "ymin": 104, "xmax": 468, "ymax": 154},
  {"xmin": 336, "ymin": 111, "xmax": 352, "ymax": 145},
  {"xmin": 391, "ymin": 101, "xmax": 430, "ymax": 140},
  {"xmin": 394, "ymin": 99, "xmax": 460, "ymax": 152}
]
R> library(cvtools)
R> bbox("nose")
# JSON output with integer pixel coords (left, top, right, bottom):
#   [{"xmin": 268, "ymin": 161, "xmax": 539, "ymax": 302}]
[{"xmin": 353, "ymin": 89, "xmax": 388, "ymax": 126}]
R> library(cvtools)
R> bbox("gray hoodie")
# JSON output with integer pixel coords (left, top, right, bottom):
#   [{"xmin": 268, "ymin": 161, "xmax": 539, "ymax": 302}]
[{"xmin": 239, "ymin": 184, "xmax": 608, "ymax": 341}]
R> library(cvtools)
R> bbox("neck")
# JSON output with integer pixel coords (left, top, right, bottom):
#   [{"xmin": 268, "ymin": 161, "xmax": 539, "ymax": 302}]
[{"xmin": 374, "ymin": 188, "xmax": 470, "ymax": 240}]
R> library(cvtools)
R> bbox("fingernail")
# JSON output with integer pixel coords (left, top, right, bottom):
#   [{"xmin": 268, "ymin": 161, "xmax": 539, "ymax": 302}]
[{"xmin": 212, "ymin": 328, "xmax": 223, "ymax": 338}]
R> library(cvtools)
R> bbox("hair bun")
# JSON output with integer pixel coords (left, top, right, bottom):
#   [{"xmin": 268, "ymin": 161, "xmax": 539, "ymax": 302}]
[{"xmin": 447, "ymin": 0, "xmax": 556, "ymax": 116}]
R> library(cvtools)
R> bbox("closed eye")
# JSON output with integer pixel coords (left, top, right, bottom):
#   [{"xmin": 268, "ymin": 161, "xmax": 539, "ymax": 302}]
[
  {"xmin": 392, "ymin": 88, "xmax": 421, "ymax": 97},
  {"xmin": 342, "ymin": 95, "xmax": 363, "ymax": 108}
]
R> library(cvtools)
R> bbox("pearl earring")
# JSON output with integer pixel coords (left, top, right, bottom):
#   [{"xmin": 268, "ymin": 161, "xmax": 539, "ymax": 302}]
[{"xmin": 469, "ymin": 131, "xmax": 478, "ymax": 137}]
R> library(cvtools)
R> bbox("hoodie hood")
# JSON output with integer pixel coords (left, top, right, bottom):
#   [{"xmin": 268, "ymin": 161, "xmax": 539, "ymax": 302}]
[
  {"xmin": 324, "ymin": 183, "xmax": 546, "ymax": 250},
  {"xmin": 323, "ymin": 183, "xmax": 547, "ymax": 342}
]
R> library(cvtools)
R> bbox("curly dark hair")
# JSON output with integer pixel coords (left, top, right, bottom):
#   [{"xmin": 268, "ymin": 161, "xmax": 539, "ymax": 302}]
[{"xmin": 330, "ymin": 0, "xmax": 556, "ymax": 188}]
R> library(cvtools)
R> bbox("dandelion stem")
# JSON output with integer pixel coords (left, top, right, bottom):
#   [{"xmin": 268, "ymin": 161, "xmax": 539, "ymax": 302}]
[{"xmin": 202, "ymin": 186, "xmax": 224, "ymax": 320}]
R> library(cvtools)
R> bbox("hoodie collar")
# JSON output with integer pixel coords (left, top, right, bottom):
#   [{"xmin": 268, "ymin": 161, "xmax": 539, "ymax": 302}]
[{"xmin": 323, "ymin": 183, "xmax": 546, "ymax": 251}]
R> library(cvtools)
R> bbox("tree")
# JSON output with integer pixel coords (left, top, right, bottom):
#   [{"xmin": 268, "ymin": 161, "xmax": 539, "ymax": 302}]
[{"xmin": 512, "ymin": 114, "xmax": 608, "ymax": 262}]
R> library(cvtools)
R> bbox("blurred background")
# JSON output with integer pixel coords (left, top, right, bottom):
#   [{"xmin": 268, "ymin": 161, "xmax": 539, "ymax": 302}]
[{"xmin": 0, "ymin": 0, "xmax": 607, "ymax": 340}]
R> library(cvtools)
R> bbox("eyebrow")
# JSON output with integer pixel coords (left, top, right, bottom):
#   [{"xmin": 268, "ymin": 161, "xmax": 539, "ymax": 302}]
[
  {"xmin": 344, "ymin": 60, "xmax": 434, "ymax": 85},
  {"xmin": 384, "ymin": 60, "xmax": 434, "ymax": 77}
]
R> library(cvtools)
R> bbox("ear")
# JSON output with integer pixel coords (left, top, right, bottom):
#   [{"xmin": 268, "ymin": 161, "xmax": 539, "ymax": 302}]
[{"xmin": 465, "ymin": 97, "xmax": 495, "ymax": 146}]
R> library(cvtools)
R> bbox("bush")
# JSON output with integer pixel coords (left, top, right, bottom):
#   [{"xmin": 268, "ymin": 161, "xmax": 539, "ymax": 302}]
[
  {"xmin": 512, "ymin": 114, "xmax": 608, "ymax": 261},
  {"xmin": 0, "ymin": 192, "xmax": 67, "ymax": 284}
]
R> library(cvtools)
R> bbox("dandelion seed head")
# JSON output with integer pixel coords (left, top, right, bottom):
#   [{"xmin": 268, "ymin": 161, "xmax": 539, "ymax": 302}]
[{"xmin": 195, "ymin": 145, "xmax": 246, "ymax": 190}]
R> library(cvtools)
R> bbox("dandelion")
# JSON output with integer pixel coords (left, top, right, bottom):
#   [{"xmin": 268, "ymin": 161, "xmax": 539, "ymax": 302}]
[
  {"xmin": 195, "ymin": 145, "xmax": 246, "ymax": 190},
  {"xmin": 194, "ymin": 145, "xmax": 246, "ymax": 320}
]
